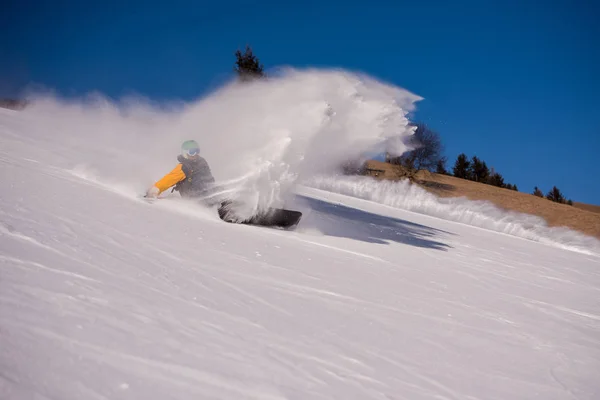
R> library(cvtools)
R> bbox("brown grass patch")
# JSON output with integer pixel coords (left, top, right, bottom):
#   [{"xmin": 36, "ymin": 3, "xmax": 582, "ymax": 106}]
[
  {"xmin": 573, "ymin": 202, "xmax": 600, "ymax": 215},
  {"xmin": 363, "ymin": 160, "xmax": 600, "ymax": 239}
]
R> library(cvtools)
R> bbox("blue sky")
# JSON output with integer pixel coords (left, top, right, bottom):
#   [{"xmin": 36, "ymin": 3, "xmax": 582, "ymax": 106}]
[{"xmin": 3, "ymin": 0, "xmax": 599, "ymax": 204}]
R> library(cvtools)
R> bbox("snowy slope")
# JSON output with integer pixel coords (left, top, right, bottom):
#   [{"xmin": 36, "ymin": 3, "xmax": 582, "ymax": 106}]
[
  {"xmin": 2, "ymin": 108, "xmax": 600, "ymax": 400},
  {"xmin": 0, "ymin": 110, "xmax": 600, "ymax": 399}
]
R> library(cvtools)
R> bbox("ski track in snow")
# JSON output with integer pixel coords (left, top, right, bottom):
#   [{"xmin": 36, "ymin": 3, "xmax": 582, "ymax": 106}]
[{"xmin": 2, "ymin": 105, "xmax": 600, "ymax": 398}]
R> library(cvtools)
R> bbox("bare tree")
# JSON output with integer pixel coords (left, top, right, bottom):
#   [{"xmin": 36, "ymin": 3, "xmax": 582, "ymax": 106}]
[{"xmin": 393, "ymin": 123, "xmax": 444, "ymax": 172}]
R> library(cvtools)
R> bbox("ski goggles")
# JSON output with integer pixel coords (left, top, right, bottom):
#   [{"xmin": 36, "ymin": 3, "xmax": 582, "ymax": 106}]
[{"xmin": 184, "ymin": 148, "xmax": 200, "ymax": 156}]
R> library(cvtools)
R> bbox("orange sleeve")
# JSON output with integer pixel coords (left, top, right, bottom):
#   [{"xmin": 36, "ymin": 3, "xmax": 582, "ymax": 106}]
[{"xmin": 154, "ymin": 164, "xmax": 186, "ymax": 194}]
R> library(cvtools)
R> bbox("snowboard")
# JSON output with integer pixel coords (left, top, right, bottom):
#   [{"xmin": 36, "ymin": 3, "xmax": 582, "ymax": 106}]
[
  {"xmin": 217, "ymin": 201, "xmax": 302, "ymax": 229},
  {"xmin": 140, "ymin": 195, "xmax": 302, "ymax": 229}
]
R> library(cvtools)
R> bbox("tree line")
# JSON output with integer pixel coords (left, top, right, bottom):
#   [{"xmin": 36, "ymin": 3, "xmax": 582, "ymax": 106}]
[
  {"xmin": 533, "ymin": 186, "xmax": 573, "ymax": 206},
  {"xmin": 387, "ymin": 123, "xmax": 519, "ymax": 190},
  {"xmin": 233, "ymin": 45, "xmax": 574, "ymax": 205},
  {"xmin": 379, "ymin": 109, "xmax": 576, "ymax": 204},
  {"xmin": 449, "ymin": 153, "xmax": 519, "ymax": 191}
]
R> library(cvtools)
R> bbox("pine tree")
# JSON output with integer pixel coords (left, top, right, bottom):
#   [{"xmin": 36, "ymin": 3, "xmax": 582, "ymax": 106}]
[
  {"xmin": 436, "ymin": 157, "xmax": 448, "ymax": 175},
  {"xmin": 546, "ymin": 186, "xmax": 566, "ymax": 203},
  {"xmin": 488, "ymin": 172, "xmax": 505, "ymax": 187},
  {"xmin": 234, "ymin": 45, "xmax": 265, "ymax": 82},
  {"xmin": 469, "ymin": 156, "xmax": 490, "ymax": 182},
  {"xmin": 533, "ymin": 186, "xmax": 544, "ymax": 197},
  {"xmin": 453, "ymin": 153, "xmax": 471, "ymax": 179}
]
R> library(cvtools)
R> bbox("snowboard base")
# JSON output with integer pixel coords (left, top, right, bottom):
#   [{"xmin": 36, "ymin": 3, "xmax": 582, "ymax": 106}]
[
  {"xmin": 140, "ymin": 195, "xmax": 302, "ymax": 229},
  {"xmin": 218, "ymin": 201, "xmax": 302, "ymax": 229}
]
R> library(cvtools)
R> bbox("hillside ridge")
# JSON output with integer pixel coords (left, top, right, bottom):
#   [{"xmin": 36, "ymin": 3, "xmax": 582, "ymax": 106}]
[{"xmin": 364, "ymin": 160, "xmax": 600, "ymax": 239}]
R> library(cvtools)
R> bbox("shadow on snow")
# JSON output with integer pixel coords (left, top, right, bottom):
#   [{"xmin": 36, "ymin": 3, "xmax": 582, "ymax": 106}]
[{"xmin": 295, "ymin": 196, "xmax": 453, "ymax": 251}]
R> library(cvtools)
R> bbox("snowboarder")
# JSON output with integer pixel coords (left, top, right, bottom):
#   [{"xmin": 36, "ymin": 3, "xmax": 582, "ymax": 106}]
[
  {"xmin": 145, "ymin": 140, "xmax": 215, "ymax": 200},
  {"xmin": 144, "ymin": 140, "xmax": 302, "ymax": 228}
]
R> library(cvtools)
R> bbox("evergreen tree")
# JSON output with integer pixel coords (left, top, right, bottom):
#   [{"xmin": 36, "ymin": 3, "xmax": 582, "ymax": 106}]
[
  {"xmin": 234, "ymin": 45, "xmax": 265, "ymax": 82},
  {"xmin": 469, "ymin": 156, "xmax": 490, "ymax": 182},
  {"xmin": 453, "ymin": 153, "xmax": 471, "ymax": 179},
  {"xmin": 488, "ymin": 172, "xmax": 505, "ymax": 187},
  {"xmin": 436, "ymin": 157, "xmax": 448, "ymax": 175},
  {"xmin": 533, "ymin": 186, "xmax": 544, "ymax": 197},
  {"xmin": 546, "ymin": 186, "xmax": 566, "ymax": 203}
]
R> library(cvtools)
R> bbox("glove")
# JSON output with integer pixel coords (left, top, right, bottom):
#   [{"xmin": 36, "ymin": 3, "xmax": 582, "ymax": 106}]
[{"xmin": 145, "ymin": 186, "xmax": 160, "ymax": 198}]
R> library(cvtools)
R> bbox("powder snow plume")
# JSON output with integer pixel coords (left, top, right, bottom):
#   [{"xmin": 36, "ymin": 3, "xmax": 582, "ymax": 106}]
[
  {"xmin": 304, "ymin": 175, "xmax": 600, "ymax": 256},
  {"xmin": 13, "ymin": 67, "xmax": 421, "ymax": 217},
  {"xmin": 9, "ymin": 66, "xmax": 598, "ymax": 254}
]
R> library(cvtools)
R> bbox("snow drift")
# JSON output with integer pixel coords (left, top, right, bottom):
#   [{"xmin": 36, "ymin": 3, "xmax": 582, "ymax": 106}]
[{"xmin": 304, "ymin": 175, "xmax": 600, "ymax": 256}]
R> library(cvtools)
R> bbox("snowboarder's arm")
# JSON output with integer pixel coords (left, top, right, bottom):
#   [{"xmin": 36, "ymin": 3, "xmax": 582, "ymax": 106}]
[{"xmin": 153, "ymin": 164, "xmax": 186, "ymax": 194}]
